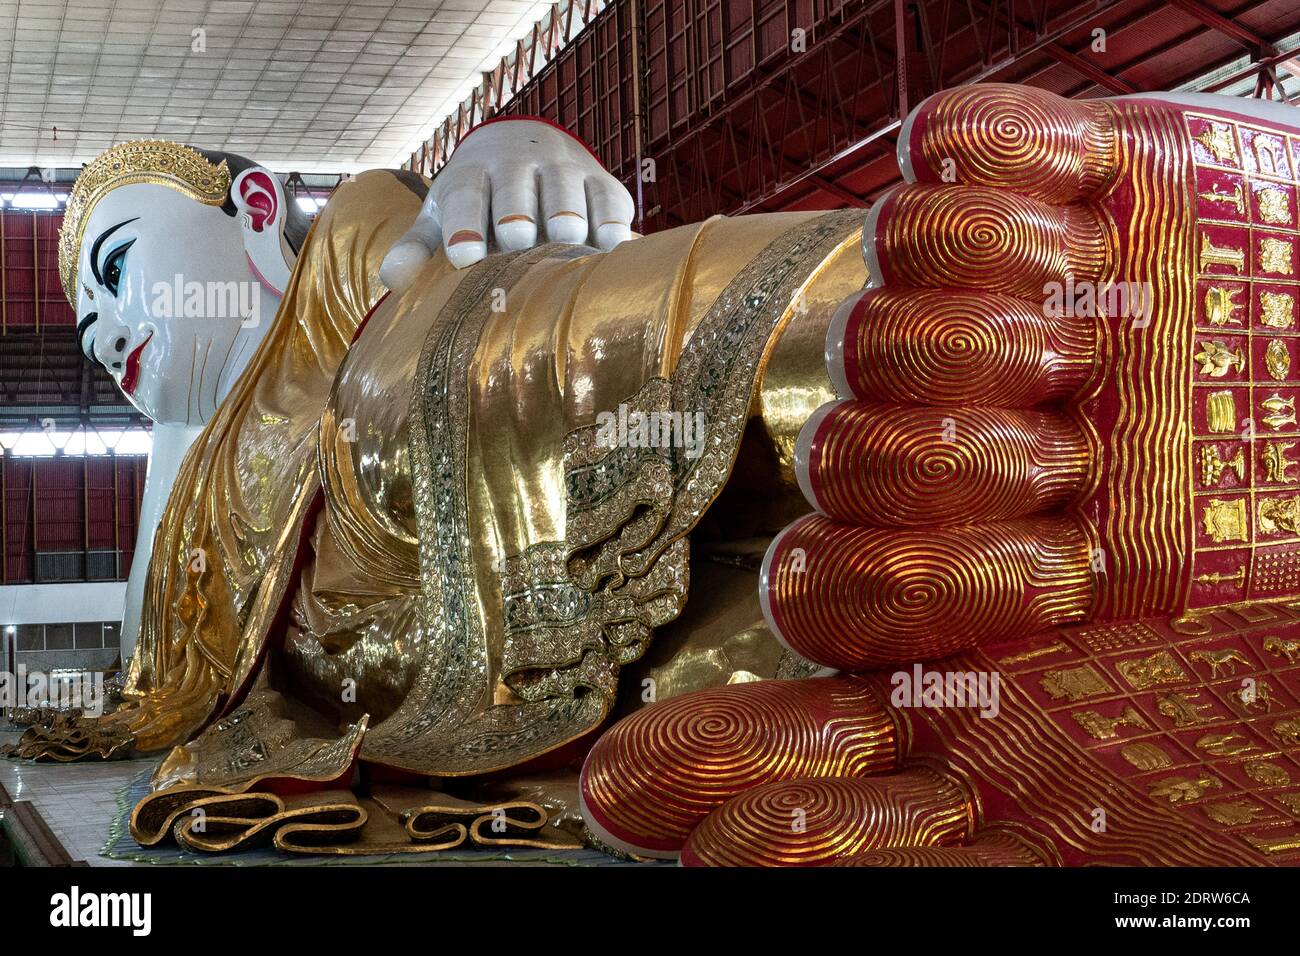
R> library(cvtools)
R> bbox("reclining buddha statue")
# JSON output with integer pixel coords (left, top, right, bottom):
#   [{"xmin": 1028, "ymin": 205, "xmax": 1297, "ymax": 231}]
[{"xmin": 18, "ymin": 82, "xmax": 1300, "ymax": 865}]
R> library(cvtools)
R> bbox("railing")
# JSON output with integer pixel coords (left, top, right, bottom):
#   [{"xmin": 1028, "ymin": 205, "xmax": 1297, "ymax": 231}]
[
  {"xmin": 403, "ymin": 0, "xmax": 612, "ymax": 177},
  {"xmin": 31, "ymin": 549, "xmax": 127, "ymax": 583},
  {"xmin": 404, "ymin": 0, "xmax": 1300, "ymax": 234}
]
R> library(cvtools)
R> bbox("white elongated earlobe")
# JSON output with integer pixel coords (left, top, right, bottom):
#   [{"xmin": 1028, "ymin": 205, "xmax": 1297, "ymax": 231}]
[{"xmin": 232, "ymin": 167, "xmax": 293, "ymax": 296}]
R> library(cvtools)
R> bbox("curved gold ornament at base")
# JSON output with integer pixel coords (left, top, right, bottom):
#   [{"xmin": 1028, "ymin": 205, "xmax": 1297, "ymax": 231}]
[
  {"xmin": 0, "ymin": 709, "xmax": 134, "ymax": 762},
  {"xmin": 163, "ymin": 789, "xmax": 579, "ymax": 857}
]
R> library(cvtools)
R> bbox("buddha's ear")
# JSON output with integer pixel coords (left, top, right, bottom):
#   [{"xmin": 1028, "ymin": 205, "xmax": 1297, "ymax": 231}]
[{"xmin": 231, "ymin": 167, "xmax": 293, "ymax": 296}]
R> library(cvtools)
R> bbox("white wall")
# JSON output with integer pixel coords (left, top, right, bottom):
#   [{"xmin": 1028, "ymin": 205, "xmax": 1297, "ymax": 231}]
[{"xmin": 0, "ymin": 582, "xmax": 126, "ymax": 626}]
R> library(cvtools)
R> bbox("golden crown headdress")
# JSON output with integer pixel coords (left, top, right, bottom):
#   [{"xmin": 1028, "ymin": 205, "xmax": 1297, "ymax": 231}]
[{"xmin": 58, "ymin": 140, "xmax": 231, "ymax": 306}]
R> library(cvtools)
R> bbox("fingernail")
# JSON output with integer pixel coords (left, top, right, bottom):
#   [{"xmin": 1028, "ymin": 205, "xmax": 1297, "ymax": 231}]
[
  {"xmin": 496, "ymin": 219, "xmax": 538, "ymax": 251},
  {"xmin": 446, "ymin": 240, "xmax": 487, "ymax": 268},
  {"xmin": 596, "ymin": 222, "xmax": 633, "ymax": 249},
  {"xmin": 546, "ymin": 213, "xmax": 587, "ymax": 244}
]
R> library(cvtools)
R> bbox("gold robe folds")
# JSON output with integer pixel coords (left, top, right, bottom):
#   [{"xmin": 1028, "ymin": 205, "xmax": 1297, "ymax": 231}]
[
  {"xmin": 118, "ymin": 169, "xmax": 866, "ymax": 794},
  {"xmin": 115, "ymin": 170, "xmax": 424, "ymax": 757}
]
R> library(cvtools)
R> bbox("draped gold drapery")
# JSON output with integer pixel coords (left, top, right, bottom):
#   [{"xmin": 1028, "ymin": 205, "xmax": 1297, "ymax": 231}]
[
  {"xmin": 90, "ymin": 171, "xmax": 866, "ymax": 807},
  {"xmin": 116, "ymin": 171, "xmax": 425, "ymax": 754}
]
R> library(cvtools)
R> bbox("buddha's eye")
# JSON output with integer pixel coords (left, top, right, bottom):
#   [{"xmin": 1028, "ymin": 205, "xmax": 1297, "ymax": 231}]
[{"xmin": 103, "ymin": 240, "xmax": 134, "ymax": 296}]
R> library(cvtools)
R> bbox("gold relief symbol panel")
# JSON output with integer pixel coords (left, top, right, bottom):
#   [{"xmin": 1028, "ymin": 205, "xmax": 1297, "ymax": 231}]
[
  {"xmin": 1190, "ymin": 113, "xmax": 1300, "ymax": 606},
  {"xmin": 954, "ymin": 603, "xmax": 1300, "ymax": 865}
]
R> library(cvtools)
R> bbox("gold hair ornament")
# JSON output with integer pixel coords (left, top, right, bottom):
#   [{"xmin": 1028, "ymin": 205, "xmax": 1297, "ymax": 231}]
[{"xmin": 58, "ymin": 140, "xmax": 231, "ymax": 305}]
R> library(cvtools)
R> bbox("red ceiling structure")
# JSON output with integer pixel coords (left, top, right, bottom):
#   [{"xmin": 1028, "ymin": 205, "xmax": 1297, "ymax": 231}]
[
  {"xmin": 0, "ymin": 207, "xmax": 146, "ymax": 585},
  {"xmin": 415, "ymin": 0, "xmax": 1300, "ymax": 232},
  {"xmin": 0, "ymin": 205, "xmax": 148, "ymax": 587}
]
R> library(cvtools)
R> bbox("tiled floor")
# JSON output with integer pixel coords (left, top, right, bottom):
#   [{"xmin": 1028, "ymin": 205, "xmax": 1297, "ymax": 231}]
[{"xmin": 1, "ymin": 729, "xmax": 153, "ymax": 866}]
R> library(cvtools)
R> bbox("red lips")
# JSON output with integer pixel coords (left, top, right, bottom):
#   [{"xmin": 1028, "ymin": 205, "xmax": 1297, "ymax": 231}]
[{"xmin": 120, "ymin": 332, "xmax": 152, "ymax": 396}]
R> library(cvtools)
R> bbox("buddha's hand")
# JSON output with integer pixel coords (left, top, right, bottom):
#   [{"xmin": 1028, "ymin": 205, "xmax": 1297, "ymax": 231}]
[
  {"xmin": 580, "ymin": 84, "xmax": 1300, "ymax": 865},
  {"xmin": 380, "ymin": 117, "xmax": 635, "ymax": 289}
]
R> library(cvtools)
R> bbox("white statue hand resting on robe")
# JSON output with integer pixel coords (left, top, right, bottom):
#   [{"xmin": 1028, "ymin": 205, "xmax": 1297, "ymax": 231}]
[{"xmin": 380, "ymin": 117, "xmax": 636, "ymax": 288}]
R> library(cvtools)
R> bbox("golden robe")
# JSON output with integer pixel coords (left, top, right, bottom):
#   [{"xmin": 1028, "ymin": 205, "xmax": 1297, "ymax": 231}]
[{"xmin": 102, "ymin": 171, "xmax": 866, "ymax": 800}]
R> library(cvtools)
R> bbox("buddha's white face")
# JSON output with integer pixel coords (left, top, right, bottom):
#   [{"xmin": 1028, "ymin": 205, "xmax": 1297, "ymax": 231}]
[{"xmin": 75, "ymin": 183, "xmax": 267, "ymax": 426}]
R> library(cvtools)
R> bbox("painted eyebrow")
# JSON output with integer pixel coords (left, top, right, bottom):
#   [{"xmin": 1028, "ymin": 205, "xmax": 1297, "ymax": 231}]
[{"xmin": 89, "ymin": 217, "xmax": 139, "ymax": 286}]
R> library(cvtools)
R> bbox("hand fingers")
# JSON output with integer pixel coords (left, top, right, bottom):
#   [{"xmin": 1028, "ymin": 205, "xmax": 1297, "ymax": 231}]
[
  {"xmin": 379, "ymin": 236, "xmax": 435, "ymax": 293},
  {"xmin": 539, "ymin": 165, "xmax": 590, "ymax": 244},
  {"xmin": 585, "ymin": 176, "xmax": 635, "ymax": 250},
  {"xmin": 432, "ymin": 167, "xmax": 490, "ymax": 268},
  {"xmin": 579, "ymin": 676, "xmax": 898, "ymax": 859},
  {"xmin": 489, "ymin": 178, "xmax": 539, "ymax": 252},
  {"xmin": 378, "ymin": 184, "xmax": 444, "ymax": 291}
]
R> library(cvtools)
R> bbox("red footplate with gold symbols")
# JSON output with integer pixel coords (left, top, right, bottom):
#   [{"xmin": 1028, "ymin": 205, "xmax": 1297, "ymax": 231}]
[
  {"xmin": 1184, "ymin": 111, "xmax": 1300, "ymax": 608},
  {"xmin": 860, "ymin": 602, "xmax": 1300, "ymax": 865}
]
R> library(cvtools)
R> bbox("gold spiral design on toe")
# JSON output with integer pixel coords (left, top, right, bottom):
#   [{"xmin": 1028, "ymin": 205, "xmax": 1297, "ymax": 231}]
[
  {"xmin": 875, "ymin": 185, "xmax": 1114, "ymax": 296},
  {"xmin": 680, "ymin": 770, "xmax": 972, "ymax": 867},
  {"xmin": 766, "ymin": 515, "xmax": 1093, "ymax": 668},
  {"xmin": 912, "ymin": 84, "xmax": 1118, "ymax": 202},
  {"xmin": 840, "ymin": 288, "xmax": 1095, "ymax": 406},
  {"xmin": 579, "ymin": 677, "xmax": 897, "ymax": 855},
  {"xmin": 834, "ymin": 829, "xmax": 1051, "ymax": 866},
  {"xmin": 806, "ymin": 402, "xmax": 1089, "ymax": 526}
]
